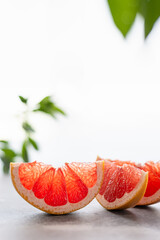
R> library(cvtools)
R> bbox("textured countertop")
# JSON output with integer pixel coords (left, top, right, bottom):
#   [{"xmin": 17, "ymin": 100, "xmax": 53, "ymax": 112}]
[{"xmin": 0, "ymin": 176, "xmax": 160, "ymax": 240}]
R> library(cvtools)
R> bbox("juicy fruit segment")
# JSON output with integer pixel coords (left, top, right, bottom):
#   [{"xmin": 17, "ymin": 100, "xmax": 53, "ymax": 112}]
[
  {"xmin": 62, "ymin": 163, "xmax": 88, "ymax": 203},
  {"xmin": 44, "ymin": 169, "xmax": 67, "ymax": 206},
  {"xmin": 11, "ymin": 161, "xmax": 104, "ymax": 214},
  {"xmin": 96, "ymin": 160, "xmax": 148, "ymax": 210},
  {"xmin": 102, "ymin": 163, "xmax": 141, "ymax": 202},
  {"xmin": 19, "ymin": 162, "xmax": 52, "ymax": 190},
  {"xmin": 33, "ymin": 168, "xmax": 55, "ymax": 200},
  {"xmin": 69, "ymin": 162, "xmax": 97, "ymax": 188}
]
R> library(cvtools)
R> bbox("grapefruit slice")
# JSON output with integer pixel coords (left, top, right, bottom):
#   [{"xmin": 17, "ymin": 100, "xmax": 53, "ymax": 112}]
[
  {"xmin": 96, "ymin": 159, "xmax": 148, "ymax": 210},
  {"xmin": 10, "ymin": 161, "xmax": 104, "ymax": 214},
  {"xmin": 97, "ymin": 157, "xmax": 160, "ymax": 206}
]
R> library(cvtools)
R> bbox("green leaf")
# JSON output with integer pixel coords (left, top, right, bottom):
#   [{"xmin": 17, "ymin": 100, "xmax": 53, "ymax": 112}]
[
  {"xmin": 33, "ymin": 96, "xmax": 66, "ymax": 118},
  {"xmin": 22, "ymin": 122, "xmax": 35, "ymax": 133},
  {"xmin": 1, "ymin": 148, "xmax": 17, "ymax": 159},
  {"xmin": 53, "ymin": 106, "xmax": 66, "ymax": 116},
  {"xmin": 19, "ymin": 96, "xmax": 28, "ymax": 104},
  {"xmin": 0, "ymin": 156, "xmax": 15, "ymax": 174},
  {"xmin": 0, "ymin": 140, "xmax": 9, "ymax": 144},
  {"xmin": 0, "ymin": 156, "xmax": 13, "ymax": 164},
  {"xmin": 139, "ymin": 0, "xmax": 160, "ymax": 38},
  {"xmin": 0, "ymin": 140, "xmax": 9, "ymax": 148},
  {"xmin": 3, "ymin": 163, "xmax": 10, "ymax": 174},
  {"xmin": 107, "ymin": 0, "xmax": 139, "ymax": 37},
  {"xmin": 21, "ymin": 141, "xmax": 29, "ymax": 162},
  {"xmin": 28, "ymin": 137, "xmax": 39, "ymax": 150}
]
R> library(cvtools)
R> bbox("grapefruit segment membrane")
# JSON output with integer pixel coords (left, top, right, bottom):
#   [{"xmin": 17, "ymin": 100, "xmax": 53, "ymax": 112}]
[
  {"xmin": 96, "ymin": 158, "xmax": 148, "ymax": 210},
  {"xmin": 11, "ymin": 160, "xmax": 104, "ymax": 214}
]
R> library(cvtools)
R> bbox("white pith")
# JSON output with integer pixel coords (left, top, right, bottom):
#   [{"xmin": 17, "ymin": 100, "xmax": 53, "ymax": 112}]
[
  {"xmin": 11, "ymin": 161, "xmax": 104, "ymax": 214},
  {"xmin": 96, "ymin": 171, "xmax": 147, "ymax": 209},
  {"xmin": 138, "ymin": 188, "xmax": 160, "ymax": 205}
]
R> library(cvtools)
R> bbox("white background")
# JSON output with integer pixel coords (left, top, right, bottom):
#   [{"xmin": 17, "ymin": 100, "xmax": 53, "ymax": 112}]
[{"xmin": 0, "ymin": 0, "xmax": 160, "ymax": 171}]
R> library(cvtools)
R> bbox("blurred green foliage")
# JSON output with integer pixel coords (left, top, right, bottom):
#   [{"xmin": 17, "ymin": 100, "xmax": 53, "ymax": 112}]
[
  {"xmin": 107, "ymin": 0, "xmax": 160, "ymax": 38},
  {"xmin": 33, "ymin": 96, "xmax": 66, "ymax": 118},
  {"xmin": 0, "ymin": 96, "xmax": 66, "ymax": 174}
]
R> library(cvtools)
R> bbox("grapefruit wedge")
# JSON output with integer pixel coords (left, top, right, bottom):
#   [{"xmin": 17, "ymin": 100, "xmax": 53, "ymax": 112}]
[
  {"xmin": 106, "ymin": 159, "xmax": 160, "ymax": 205},
  {"xmin": 11, "ymin": 161, "xmax": 104, "ymax": 214},
  {"xmin": 97, "ymin": 158, "xmax": 160, "ymax": 206},
  {"xmin": 96, "ymin": 159, "xmax": 148, "ymax": 210}
]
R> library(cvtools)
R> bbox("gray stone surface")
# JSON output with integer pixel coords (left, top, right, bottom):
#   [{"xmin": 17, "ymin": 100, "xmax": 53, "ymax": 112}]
[{"xmin": 0, "ymin": 176, "xmax": 160, "ymax": 240}]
